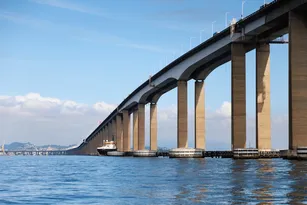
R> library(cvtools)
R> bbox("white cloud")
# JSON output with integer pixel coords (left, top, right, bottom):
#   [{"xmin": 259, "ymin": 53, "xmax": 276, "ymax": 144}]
[
  {"xmin": 30, "ymin": 0, "xmax": 105, "ymax": 16},
  {"xmin": 0, "ymin": 93, "xmax": 288, "ymax": 150},
  {"xmin": 0, "ymin": 93, "xmax": 116, "ymax": 117},
  {"xmin": 0, "ymin": 93, "xmax": 117, "ymax": 145},
  {"xmin": 216, "ymin": 101, "xmax": 231, "ymax": 117}
]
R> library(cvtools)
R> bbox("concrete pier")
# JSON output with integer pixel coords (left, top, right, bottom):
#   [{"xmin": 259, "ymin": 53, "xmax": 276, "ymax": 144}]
[
  {"xmin": 138, "ymin": 104, "xmax": 145, "ymax": 150},
  {"xmin": 133, "ymin": 150, "xmax": 157, "ymax": 157},
  {"xmin": 169, "ymin": 148, "xmax": 204, "ymax": 158},
  {"xmin": 297, "ymin": 147, "xmax": 307, "ymax": 160},
  {"xmin": 133, "ymin": 109, "xmax": 139, "ymax": 151},
  {"xmin": 233, "ymin": 148, "xmax": 259, "ymax": 159},
  {"xmin": 123, "ymin": 110, "xmax": 131, "ymax": 152},
  {"xmin": 108, "ymin": 122, "xmax": 112, "ymax": 141},
  {"xmin": 177, "ymin": 80, "xmax": 188, "ymax": 148},
  {"xmin": 288, "ymin": 9, "xmax": 307, "ymax": 150},
  {"xmin": 280, "ymin": 149, "xmax": 297, "ymax": 160},
  {"xmin": 231, "ymin": 43, "xmax": 246, "ymax": 149},
  {"xmin": 256, "ymin": 44, "xmax": 271, "ymax": 150},
  {"xmin": 195, "ymin": 80, "xmax": 205, "ymax": 150},
  {"xmin": 150, "ymin": 103, "xmax": 157, "ymax": 151},
  {"xmin": 112, "ymin": 119, "xmax": 116, "ymax": 141},
  {"xmin": 116, "ymin": 115, "xmax": 123, "ymax": 152}
]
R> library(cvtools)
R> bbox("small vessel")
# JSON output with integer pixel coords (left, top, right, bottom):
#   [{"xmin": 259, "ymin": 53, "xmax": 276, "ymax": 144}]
[
  {"xmin": 0, "ymin": 142, "xmax": 6, "ymax": 156},
  {"xmin": 97, "ymin": 140, "xmax": 117, "ymax": 155}
]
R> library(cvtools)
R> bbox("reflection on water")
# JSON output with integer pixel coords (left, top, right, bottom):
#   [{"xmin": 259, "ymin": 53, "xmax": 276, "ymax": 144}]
[
  {"xmin": 287, "ymin": 160, "xmax": 307, "ymax": 204},
  {"xmin": 230, "ymin": 160, "xmax": 250, "ymax": 204},
  {"xmin": 0, "ymin": 156, "xmax": 307, "ymax": 204}
]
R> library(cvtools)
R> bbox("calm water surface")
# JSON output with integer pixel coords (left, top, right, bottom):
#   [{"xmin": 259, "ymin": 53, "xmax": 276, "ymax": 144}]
[{"xmin": 1, "ymin": 156, "xmax": 307, "ymax": 204}]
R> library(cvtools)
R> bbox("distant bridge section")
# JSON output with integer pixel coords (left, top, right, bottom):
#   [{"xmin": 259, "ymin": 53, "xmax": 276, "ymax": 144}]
[{"xmin": 5, "ymin": 150, "xmax": 67, "ymax": 156}]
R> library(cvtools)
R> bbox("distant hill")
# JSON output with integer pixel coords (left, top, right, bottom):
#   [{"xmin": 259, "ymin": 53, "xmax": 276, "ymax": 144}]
[{"xmin": 3, "ymin": 142, "xmax": 76, "ymax": 151}]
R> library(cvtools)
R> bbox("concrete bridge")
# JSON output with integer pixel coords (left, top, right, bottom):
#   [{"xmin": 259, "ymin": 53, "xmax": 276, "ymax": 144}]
[
  {"xmin": 5, "ymin": 150, "xmax": 67, "ymax": 156},
  {"xmin": 67, "ymin": 0, "xmax": 307, "ymax": 158}
]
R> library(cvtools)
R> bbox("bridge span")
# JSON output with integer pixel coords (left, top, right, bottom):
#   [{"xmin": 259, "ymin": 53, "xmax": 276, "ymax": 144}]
[{"xmin": 67, "ymin": 0, "xmax": 307, "ymax": 159}]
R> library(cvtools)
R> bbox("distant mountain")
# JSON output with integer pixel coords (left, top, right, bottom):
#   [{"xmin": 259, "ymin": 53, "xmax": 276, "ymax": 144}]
[
  {"xmin": 5, "ymin": 142, "xmax": 36, "ymax": 151},
  {"xmin": 3, "ymin": 142, "xmax": 76, "ymax": 151}
]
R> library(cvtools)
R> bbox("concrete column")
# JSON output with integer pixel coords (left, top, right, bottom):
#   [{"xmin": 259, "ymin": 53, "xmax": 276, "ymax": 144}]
[
  {"xmin": 177, "ymin": 80, "xmax": 188, "ymax": 148},
  {"xmin": 90, "ymin": 138, "xmax": 95, "ymax": 155},
  {"xmin": 98, "ymin": 131, "xmax": 102, "ymax": 147},
  {"xmin": 133, "ymin": 109, "xmax": 139, "ymax": 151},
  {"xmin": 108, "ymin": 122, "xmax": 112, "ymax": 141},
  {"xmin": 85, "ymin": 141, "xmax": 90, "ymax": 155},
  {"xmin": 123, "ymin": 110, "xmax": 131, "ymax": 151},
  {"xmin": 104, "ymin": 127, "xmax": 107, "ymax": 141},
  {"xmin": 112, "ymin": 119, "xmax": 116, "ymax": 142},
  {"xmin": 105, "ymin": 125, "xmax": 108, "ymax": 141},
  {"xmin": 97, "ymin": 131, "xmax": 100, "ymax": 146},
  {"xmin": 150, "ymin": 103, "xmax": 157, "ymax": 151},
  {"xmin": 88, "ymin": 139, "xmax": 92, "ymax": 155},
  {"xmin": 102, "ymin": 127, "xmax": 106, "ymax": 142},
  {"xmin": 231, "ymin": 43, "xmax": 246, "ymax": 149},
  {"xmin": 93, "ymin": 136, "xmax": 97, "ymax": 154},
  {"xmin": 116, "ymin": 115, "xmax": 123, "ymax": 151},
  {"xmin": 138, "ymin": 104, "xmax": 145, "ymax": 150},
  {"xmin": 289, "ymin": 10, "xmax": 307, "ymax": 149},
  {"xmin": 256, "ymin": 44, "xmax": 271, "ymax": 150},
  {"xmin": 94, "ymin": 135, "xmax": 98, "ymax": 154},
  {"xmin": 195, "ymin": 80, "xmax": 205, "ymax": 150}
]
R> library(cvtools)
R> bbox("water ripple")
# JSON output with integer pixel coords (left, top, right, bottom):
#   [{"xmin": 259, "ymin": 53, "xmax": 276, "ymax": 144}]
[{"xmin": 1, "ymin": 156, "xmax": 307, "ymax": 204}]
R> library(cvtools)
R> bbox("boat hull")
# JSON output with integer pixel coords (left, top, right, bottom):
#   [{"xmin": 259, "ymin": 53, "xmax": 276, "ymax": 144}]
[{"xmin": 97, "ymin": 148, "xmax": 117, "ymax": 155}]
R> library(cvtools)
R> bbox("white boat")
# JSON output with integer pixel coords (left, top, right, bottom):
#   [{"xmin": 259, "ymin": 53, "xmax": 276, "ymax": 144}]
[
  {"xmin": 0, "ymin": 142, "xmax": 6, "ymax": 156},
  {"xmin": 97, "ymin": 140, "xmax": 117, "ymax": 155}
]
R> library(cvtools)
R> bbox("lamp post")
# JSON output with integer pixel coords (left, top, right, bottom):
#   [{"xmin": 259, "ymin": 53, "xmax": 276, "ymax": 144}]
[
  {"xmin": 212, "ymin": 21, "xmax": 216, "ymax": 36},
  {"xmin": 190, "ymin": 37, "xmax": 197, "ymax": 49},
  {"xmin": 200, "ymin": 29, "xmax": 206, "ymax": 43},
  {"xmin": 225, "ymin": 12, "xmax": 230, "ymax": 27},
  {"xmin": 241, "ymin": 0, "xmax": 246, "ymax": 19}
]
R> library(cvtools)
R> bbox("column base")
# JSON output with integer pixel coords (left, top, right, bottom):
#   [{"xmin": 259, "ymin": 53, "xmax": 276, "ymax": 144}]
[
  {"xmin": 133, "ymin": 150, "xmax": 157, "ymax": 157},
  {"xmin": 258, "ymin": 149, "xmax": 280, "ymax": 158},
  {"xmin": 169, "ymin": 148, "xmax": 204, "ymax": 158},
  {"xmin": 297, "ymin": 147, "xmax": 307, "ymax": 160},
  {"xmin": 281, "ymin": 147, "xmax": 307, "ymax": 160},
  {"xmin": 233, "ymin": 148, "xmax": 259, "ymax": 159},
  {"xmin": 280, "ymin": 149, "xmax": 297, "ymax": 160}
]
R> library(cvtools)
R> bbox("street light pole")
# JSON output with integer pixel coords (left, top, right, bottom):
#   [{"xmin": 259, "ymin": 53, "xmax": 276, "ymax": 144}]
[
  {"xmin": 225, "ymin": 12, "xmax": 229, "ymax": 27},
  {"xmin": 212, "ymin": 21, "xmax": 216, "ymax": 36},
  {"xmin": 190, "ymin": 37, "xmax": 197, "ymax": 49},
  {"xmin": 200, "ymin": 29, "xmax": 206, "ymax": 43},
  {"xmin": 241, "ymin": 0, "xmax": 246, "ymax": 19}
]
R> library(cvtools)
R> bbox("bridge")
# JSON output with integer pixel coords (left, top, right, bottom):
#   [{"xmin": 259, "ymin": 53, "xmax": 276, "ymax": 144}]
[
  {"xmin": 67, "ymin": 0, "xmax": 307, "ymax": 159},
  {"xmin": 4, "ymin": 150, "xmax": 67, "ymax": 156}
]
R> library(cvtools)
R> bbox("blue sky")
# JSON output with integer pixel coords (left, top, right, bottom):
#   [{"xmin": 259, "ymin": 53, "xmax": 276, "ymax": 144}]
[{"xmin": 0, "ymin": 0, "xmax": 290, "ymax": 149}]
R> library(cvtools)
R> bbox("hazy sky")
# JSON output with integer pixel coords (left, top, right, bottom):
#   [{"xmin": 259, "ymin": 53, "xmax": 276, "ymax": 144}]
[{"xmin": 0, "ymin": 0, "xmax": 289, "ymax": 149}]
